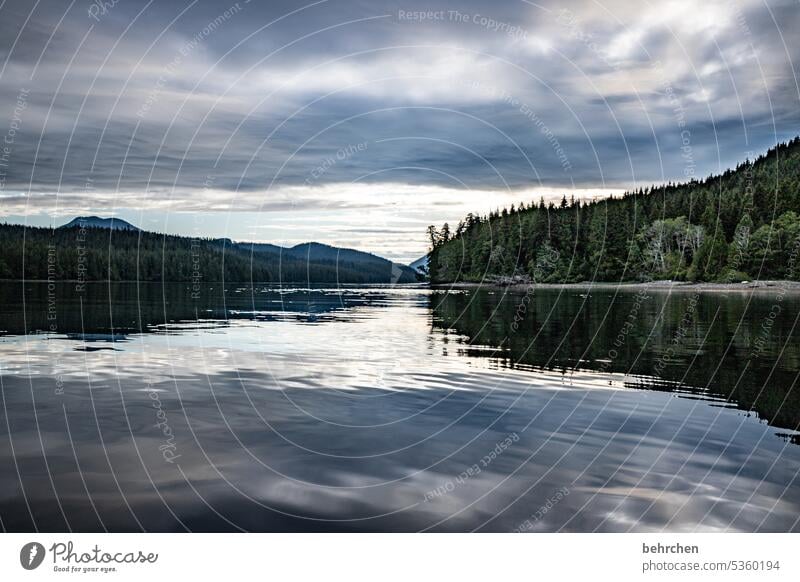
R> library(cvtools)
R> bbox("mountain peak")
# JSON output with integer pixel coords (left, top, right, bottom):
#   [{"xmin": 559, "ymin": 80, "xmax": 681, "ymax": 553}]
[{"xmin": 60, "ymin": 216, "xmax": 140, "ymax": 231}]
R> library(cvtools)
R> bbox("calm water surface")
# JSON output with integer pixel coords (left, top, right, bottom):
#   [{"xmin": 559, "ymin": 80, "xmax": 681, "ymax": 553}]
[{"xmin": 1, "ymin": 282, "xmax": 799, "ymax": 532}]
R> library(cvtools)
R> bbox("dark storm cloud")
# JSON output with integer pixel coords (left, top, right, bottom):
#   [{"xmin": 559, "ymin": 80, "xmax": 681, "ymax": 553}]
[{"xmin": 0, "ymin": 0, "xmax": 798, "ymax": 215}]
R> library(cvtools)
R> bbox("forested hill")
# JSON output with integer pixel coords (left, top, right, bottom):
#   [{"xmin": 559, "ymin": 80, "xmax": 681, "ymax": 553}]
[
  {"xmin": 0, "ymin": 224, "xmax": 418, "ymax": 284},
  {"xmin": 427, "ymin": 137, "xmax": 800, "ymax": 284}
]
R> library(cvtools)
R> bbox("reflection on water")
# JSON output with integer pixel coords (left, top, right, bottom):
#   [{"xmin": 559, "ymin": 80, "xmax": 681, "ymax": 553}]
[
  {"xmin": 0, "ymin": 282, "xmax": 799, "ymax": 532},
  {"xmin": 431, "ymin": 286, "xmax": 800, "ymax": 433}
]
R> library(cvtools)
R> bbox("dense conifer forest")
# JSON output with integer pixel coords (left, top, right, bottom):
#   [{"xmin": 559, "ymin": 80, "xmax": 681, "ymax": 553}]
[{"xmin": 427, "ymin": 138, "xmax": 800, "ymax": 284}]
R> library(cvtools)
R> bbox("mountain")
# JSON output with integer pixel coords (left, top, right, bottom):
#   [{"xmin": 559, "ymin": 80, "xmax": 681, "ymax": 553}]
[
  {"xmin": 428, "ymin": 137, "xmax": 800, "ymax": 284},
  {"xmin": 409, "ymin": 254, "xmax": 429, "ymax": 276},
  {"xmin": 60, "ymin": 216, "xmax": 140, "ymax": 231},
  {"xmin": 0, "ymin": 220, "xmax": 419, "ymax": 284},
  {"xmin": 283, "ymin": 242, "xmax": 391, "ymax": 266}
]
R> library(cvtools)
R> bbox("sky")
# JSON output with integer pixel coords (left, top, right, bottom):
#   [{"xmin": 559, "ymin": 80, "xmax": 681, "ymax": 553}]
[{"xmin": 0, "ymin": 0, "xmax": 798, "ymax": 263}]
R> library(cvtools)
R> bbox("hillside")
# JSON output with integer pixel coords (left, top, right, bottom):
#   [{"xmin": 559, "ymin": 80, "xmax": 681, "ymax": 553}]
[
  {"xmin": 427, "ymin": 138, "xmax": 800, "ymax": 284},
  {"xmin": 0, "ymin": 223, "xmax": 418, "ymax": 284}
]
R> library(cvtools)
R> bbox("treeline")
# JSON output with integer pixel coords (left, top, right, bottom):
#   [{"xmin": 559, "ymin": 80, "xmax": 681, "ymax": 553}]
[
  {"xmin": 428, "ymin": 137, "xmax": 800, "ymax": 284},
  {"xmin": 0, "ymin": 225, "xmax": 417, "ymax": 283}
]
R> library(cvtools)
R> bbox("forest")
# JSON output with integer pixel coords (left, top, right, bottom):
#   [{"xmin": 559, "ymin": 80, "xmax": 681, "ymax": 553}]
[
  {"xmin": 427, "ymin": 137, "xmax": 800, "ymax": 284},
  {"xmin": 0, "ymin": 224, "xmax": 418, "ymax": 284}
]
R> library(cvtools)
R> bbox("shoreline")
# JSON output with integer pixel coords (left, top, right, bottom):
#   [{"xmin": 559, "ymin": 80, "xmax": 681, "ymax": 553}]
[
  {"xmin": 5, "ymin": 278, "xmax": 800, "ymax": 293},
  {"xmin": 433, "ymin": 279, "xmax": 800, "ymax": 293},
  {"xmin": 0, "ymin": 279, "xmax": 427, "ymax": 286}
]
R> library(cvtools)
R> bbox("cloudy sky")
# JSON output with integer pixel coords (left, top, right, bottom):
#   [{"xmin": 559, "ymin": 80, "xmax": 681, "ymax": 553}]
[{"xmin": 0, "ymin": 0, "xmax": 798, "ymax": 262}]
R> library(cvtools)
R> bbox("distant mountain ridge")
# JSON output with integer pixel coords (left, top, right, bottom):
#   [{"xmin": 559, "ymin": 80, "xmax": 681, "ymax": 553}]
[
  {"xmin": 1, "ymin": 217, "xmax": 420, "ymax": 283},
  {"xmin": 60, "ymin": 217, "xmax": 406, "ymax": 268}
]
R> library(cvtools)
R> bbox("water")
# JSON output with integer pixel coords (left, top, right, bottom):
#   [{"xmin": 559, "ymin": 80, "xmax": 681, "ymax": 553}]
[{"xmin": 1, "ymin": 281, "xmax": 799, "ymax": 532}]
